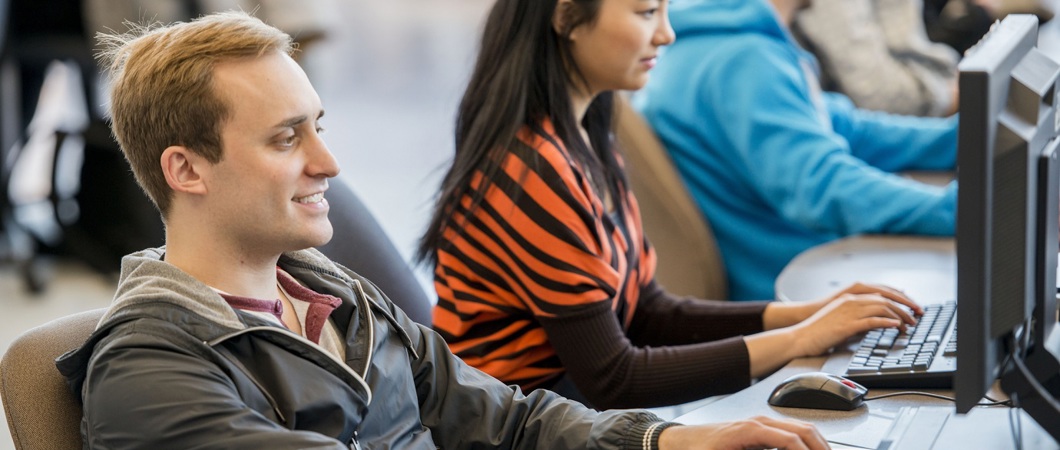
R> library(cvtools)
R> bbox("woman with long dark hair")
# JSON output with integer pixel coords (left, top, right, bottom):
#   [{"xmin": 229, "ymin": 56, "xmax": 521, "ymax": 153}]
[{"xmin": 418, "ymin": 0, "xmax": 920, "ymax": 410}]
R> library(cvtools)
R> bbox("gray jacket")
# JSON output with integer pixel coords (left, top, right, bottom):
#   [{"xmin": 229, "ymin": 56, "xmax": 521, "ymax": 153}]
[{"xmin": 56, "ymin": 248, "xmax": 668, "ymax": 449}]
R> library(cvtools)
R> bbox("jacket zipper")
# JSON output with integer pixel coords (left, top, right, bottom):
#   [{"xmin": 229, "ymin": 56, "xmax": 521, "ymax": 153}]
[
  {"xmin": 351, "ymin": 431, "xmax": 362, "ymax": 450},
  {"xmin": 351, "ymin": 279, "xmax": 374, "ymax": 380}
]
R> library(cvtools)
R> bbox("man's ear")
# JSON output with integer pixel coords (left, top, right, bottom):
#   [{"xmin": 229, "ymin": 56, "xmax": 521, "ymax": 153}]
[
  {"xmin": 553, "ymin": 0, "xmax": 577, "ymax": 39},
  {"xmin": 160, "ymin": 146, "xmax": 208, "ymax": 195}
]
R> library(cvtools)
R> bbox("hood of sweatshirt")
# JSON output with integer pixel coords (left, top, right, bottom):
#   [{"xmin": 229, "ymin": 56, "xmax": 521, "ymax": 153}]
[{"xmin": 668, "ymin": 0, "xmax": 794, "ymax": 46}]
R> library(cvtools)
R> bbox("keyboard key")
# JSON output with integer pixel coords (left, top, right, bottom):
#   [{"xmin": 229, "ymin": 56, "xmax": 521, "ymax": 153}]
[{"xmin": 847, "ymin": 366, "xmax": 882, "ymax": 375}]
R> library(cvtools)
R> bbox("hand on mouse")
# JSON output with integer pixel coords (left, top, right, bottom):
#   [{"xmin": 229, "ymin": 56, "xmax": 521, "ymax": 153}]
[{"xmin": 657, "ymin": 416, "xmax": 830, "ymax": 450}]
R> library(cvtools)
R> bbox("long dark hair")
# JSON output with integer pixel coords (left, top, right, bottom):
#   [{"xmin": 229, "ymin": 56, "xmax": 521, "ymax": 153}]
[{"xmin": 416, "ymin": 0, "xmax": 627, "ymax": 265}]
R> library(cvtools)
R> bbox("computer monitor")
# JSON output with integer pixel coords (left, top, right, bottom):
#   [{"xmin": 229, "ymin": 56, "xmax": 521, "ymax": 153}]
[{"xmin": 954, "ymin": 14, "xmax": 1060, "ymax": 443}]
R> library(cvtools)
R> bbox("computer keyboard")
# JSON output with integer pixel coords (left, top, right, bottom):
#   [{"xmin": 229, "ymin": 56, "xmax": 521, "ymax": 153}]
[{"xmin": 835, "ymin": 301, "xmax": 958, "ymax": 389}]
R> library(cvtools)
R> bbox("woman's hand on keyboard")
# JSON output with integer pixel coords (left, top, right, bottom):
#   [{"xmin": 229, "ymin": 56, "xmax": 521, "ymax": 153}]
[
  {"xmin": 763, "ymin": 282, "xmax": 922, "ymax": 330},
  {"xmin": 825, "ymin": 282, "xmax": 923, "ymax": 315},
  {"xmin": 788, "ymin": 284, "xmax": 921, "ymax": 357},
  {"xmin": 750, "ymin": 283, "xmax": 922, "ymax": 376}
]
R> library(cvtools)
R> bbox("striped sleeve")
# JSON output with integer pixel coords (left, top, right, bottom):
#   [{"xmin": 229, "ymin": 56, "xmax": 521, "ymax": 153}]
[{"xmin": 432, "ymin": 123, "xmax": 637, "ymax": 387}]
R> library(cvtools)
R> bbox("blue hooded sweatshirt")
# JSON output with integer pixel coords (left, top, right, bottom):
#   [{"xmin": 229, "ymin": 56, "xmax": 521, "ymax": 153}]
[{"xmin": 635, "ymin": 0, "xmax": 957, "ymax": 301}]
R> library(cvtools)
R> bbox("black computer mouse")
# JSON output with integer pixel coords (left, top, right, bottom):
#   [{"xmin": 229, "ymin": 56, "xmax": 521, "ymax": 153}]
[{"xmin": 767, "ymin": 371, "xmax": 867, "ymax": 411}]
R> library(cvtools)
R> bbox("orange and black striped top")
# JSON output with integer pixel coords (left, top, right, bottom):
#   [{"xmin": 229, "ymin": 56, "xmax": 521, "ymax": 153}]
[{"xmin": 432, "ymin": 120, "xmax": 770, "ymax": 409}]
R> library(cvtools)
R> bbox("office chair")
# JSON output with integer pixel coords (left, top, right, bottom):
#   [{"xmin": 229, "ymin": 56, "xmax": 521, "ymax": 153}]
[
  {"xmin": 0, "ymin": 307, "xmax": 102, "ymax": 450},
  {"xmin": 0, "ymin": 0, "xmax": 98, "ymax": 294},
  {"xmin": 614, "ymin": 96, "xmax": 728, "ymax": 300},
  {"xmin": 318, "ymin": 177, "xmax": 434, "ymax": 326}
]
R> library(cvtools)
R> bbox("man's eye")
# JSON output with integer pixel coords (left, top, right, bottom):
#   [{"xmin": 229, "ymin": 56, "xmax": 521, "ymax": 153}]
[{"xmin": 279, "ymin": 134, "xmax": 298, "ymax": 147}]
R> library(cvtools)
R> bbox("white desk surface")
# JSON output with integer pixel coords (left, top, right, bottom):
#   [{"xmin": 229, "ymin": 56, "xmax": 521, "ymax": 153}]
[
  {"xmin": 774, "ymin": 235, "xmax": 956, "ymax": 305},
  {"xmin": 677, "ymin": 235, "xmax": 1059, "ymax": 449},
  {"xmin": 674, "ymin": 356, "xmax": 1058, "ymax": 450}
]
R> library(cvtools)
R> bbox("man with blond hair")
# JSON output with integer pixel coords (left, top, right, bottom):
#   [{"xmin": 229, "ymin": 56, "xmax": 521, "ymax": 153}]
[{"xmin": 56, "ymin": 11, "xmax": 831, "ymax": 450}]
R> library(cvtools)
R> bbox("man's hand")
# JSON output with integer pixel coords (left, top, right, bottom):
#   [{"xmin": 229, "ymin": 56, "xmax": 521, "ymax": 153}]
[{"xmin": 657, "ymin": 416, "xmax": 830, "ymax": 450}]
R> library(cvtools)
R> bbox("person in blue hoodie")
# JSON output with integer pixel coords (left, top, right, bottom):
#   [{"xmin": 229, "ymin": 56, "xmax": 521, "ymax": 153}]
[{"xmin": 636, "ymin": 0, "xmax": 958, "ymax": 301}]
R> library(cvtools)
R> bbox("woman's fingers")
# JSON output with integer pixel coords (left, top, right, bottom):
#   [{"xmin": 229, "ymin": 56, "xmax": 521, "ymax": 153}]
[
  {"xmin": 835, "ymin": 292, "xmax": 919, "ymax": 326},
  {"xmin": 839, "ymin": 282, "xmax": 922, "ymax": 314}
]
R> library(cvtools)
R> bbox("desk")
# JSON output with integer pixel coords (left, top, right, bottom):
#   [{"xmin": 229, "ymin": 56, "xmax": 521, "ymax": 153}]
[
  {"xmin": 771, "ymin": 175, "xmax": 956, "ymax": 302},
  {"xmin": 774, "ymin": 235, "xmax": 955, "ymax": 304},
  {"xmin": 674, "ymin": 356, "xmax": 1059, "ymax": 449},
  {"xmin": 680, "ymin": 235, "xmax": 1059, "ymax": 449}
]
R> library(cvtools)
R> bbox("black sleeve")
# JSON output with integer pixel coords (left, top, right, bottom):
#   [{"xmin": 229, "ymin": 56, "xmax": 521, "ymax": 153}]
[
  {"xmin": 626, "ymin": 280, "xmax": 768, "ymax": 347},
  {"xmin": 538, "ymin": 300, "xmax": 754, "ymax": 409}
]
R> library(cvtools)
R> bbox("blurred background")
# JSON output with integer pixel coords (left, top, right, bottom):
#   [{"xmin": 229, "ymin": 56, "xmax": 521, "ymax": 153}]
[{"xmin": 0, "ymin": 0, "xmax": 1058, "ymax": 449}]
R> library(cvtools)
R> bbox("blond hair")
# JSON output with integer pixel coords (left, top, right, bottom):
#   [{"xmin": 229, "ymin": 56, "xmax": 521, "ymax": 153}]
[{"xmin": 98, "ymin": 10, "xmax": 294, "ymax": 216}]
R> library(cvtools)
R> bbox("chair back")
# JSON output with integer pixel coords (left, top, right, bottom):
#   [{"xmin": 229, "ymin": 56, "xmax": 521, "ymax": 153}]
[
  {"xmin": 614, "ymin": 96, "xmax": 728, "ymax": 300},
  {"xmin": 318, "ymin": 177, "xmax": 434, "ymax": 326},
  {"xmin": 1, "ymin": 308, "xmax": 105, "ymax": 450}
]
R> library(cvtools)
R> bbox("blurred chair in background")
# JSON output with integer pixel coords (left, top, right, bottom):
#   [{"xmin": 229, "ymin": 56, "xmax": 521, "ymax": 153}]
[
  {"xmin": 614, "ymin": 96, "xmax": 727, "ymax": 300},
  {"xmin": 319, "ymin": 178, "xmax": 434, "ymax": 326},
  {"xmin": 0, "ymin": 0, "xmax": 100, "ymax": 293}
]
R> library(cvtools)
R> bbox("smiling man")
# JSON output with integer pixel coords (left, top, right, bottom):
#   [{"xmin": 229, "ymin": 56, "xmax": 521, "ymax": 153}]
[{"xmin": 53, "ymin": 10, "xmax": 830, "ymax": 450}]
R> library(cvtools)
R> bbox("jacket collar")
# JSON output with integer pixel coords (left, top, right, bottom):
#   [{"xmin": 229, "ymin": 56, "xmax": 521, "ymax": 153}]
[{"xmin": 100, "ymin": 247, "xmax": 357, "ymax": 331}]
